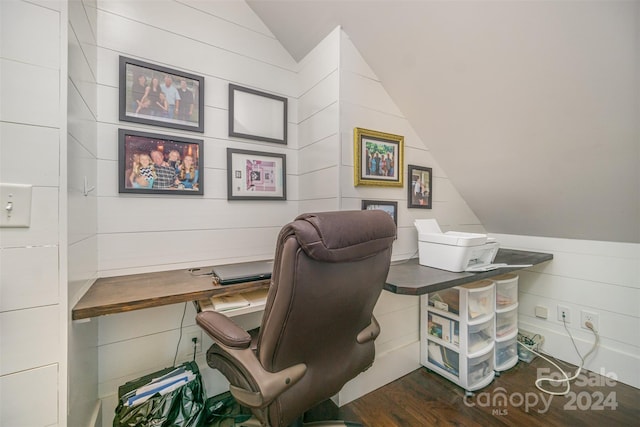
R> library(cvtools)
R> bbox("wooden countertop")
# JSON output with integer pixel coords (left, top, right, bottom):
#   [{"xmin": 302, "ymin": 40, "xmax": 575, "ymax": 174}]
[
  {"xmin": 72, "ymin": 248, "xmax": 552, "ymax": 320},
  {"xmin": 72, "ymin": 268, "xmax": 269, "ymax": 320},
  {"xmin": 384, "ymin": 248, "xmax": 553, "ymax": 295}
]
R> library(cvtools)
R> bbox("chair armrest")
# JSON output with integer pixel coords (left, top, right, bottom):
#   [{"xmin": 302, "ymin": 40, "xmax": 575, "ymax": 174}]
[
  {"xmin": 229, "ymin": 358, "xmax": 307, "ymax": 409},
  {"xmin": 196, "ymin": 311, "xmax": 251, "ymax": 349},
  {"xmin": 197, "ymin": 311, "xmax": 307, "ymax": 408},
  {"xmin": 356, "ymin": 316, "xmax": 380, "ymax": 344}
]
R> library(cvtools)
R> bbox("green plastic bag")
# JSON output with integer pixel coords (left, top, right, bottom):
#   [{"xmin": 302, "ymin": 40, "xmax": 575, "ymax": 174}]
[
  {"xmin": 113, "ymin": 361, "xmax": 207, "ymax": 427},
  {"xmin": 204, "ymin": 391, "xmax": 252, "ymax": 427}
]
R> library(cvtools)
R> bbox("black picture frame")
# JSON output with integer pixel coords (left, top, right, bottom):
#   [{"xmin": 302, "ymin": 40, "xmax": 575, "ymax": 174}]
[
  {"xmin": 118, "ymin": 129, "xmax": 203, "ymax": 195},
  {"xmin": 408, "ymin": 165, "xmax": 433, "ymax": 209},
  {"xmin": 229, "ymin": 84, "xmax": 288, "ymax": 144},
  {"xmin": 362, "ymin": 200, "xmax": 398, "ymax": 227},
  {"xmin": 227, "ymin": 148, "xmax": 286, "ymax": 200},
  {"xmin": 119, "ymin": 56, "xmax": 204, "ymax": 133}
]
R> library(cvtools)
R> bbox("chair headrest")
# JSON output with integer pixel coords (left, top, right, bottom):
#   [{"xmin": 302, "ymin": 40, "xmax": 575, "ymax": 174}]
[{"xmin": 287, "ymin": 210, "xmax": 396, "ymax": 262}]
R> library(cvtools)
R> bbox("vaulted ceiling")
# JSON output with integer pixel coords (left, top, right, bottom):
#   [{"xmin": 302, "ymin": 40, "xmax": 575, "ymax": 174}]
[{"xmin": 248, "ymin": 0, "xmax": 639, "ymax": 243}]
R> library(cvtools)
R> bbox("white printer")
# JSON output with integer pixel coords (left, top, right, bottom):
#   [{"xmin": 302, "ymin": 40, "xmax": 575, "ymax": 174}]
[{"xmin": 415, "ymin": 219, "xmax": 499, "ymax": 272}]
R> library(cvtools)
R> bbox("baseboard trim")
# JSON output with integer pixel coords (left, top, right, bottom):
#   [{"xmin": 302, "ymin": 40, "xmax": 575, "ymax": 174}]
[{"xmin": 89, "ymin": 399, "xmax": 101, "ymax": 427}]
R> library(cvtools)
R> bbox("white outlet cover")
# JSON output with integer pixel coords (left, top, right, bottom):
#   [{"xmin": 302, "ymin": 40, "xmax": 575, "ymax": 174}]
[{"xmin": 0, "ymin": 183, "xmax": 32, "ymax": 227}]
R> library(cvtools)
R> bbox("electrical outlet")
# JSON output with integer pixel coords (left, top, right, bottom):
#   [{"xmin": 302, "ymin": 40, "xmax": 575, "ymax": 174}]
[
  {"xmin": 557, "ymin": 305, "xmax": 571, "ymax": 323},
  {"xmin": 185, "ymin": 330, "xmax": 203, "ymax": 356},
  {"xmin": 581, "ymin": 310, "xmax": 599, "ymax": 331}
]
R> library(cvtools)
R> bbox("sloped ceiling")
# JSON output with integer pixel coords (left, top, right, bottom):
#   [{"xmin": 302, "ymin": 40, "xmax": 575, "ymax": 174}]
[{"xmin": 248, "ymin": 0, "xmax": 640, "ymax": 243}]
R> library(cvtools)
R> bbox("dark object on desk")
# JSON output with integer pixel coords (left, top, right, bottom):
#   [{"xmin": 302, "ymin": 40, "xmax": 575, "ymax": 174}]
[
  {"xmin": 212, "ymin": 260, "xmax": 273, "ymax": 285},
  {"xmin": 196, "ymin": 210, "xmax": 396, "ymax": 427},
  {"xmin": 113, "ymin": 361, "xmax": 206, "ymax": 427}
]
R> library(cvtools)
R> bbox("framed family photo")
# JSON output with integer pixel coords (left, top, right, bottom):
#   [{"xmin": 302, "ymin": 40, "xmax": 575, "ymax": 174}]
[
  {"xmin": 408, "ymin": 165, "xmax": 433, "ymax": 209},
  {"xmin": 354, "ymin": 127, "xmax": 404, "ymax": 187},
  {"xmin": 227, "ymin": 148, "xmax": 286, "ymax": 200},
  {"xmin": 118, "ymin": 129, "xmax": 203, "ymax": 195},
  {"xmin": 119, "ymin": 56, "xmax": 205, "ymax": 133},
  {"xmin": 229, "ymin": 84, "xmax": 288, "ymax": 144},
  {"xmin": 362, "ymin": 200, "xmax": 398, "ymax": 227}
]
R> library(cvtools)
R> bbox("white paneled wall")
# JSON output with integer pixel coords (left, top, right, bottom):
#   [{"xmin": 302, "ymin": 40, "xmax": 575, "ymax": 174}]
[
  {"xmin": 92, "ymin": 2, "xmax": 299, "ymax": 423},
  {"xmin": 491, "ymin": 234, "xmax": 640, "ymax": 388},
  {"xmin": 297, "ymin": 27, "xmax": 341, "ymax": 213},
  {"xmin": 68, "ymin": 0, "xmax": 99, "ymax": 426},
  {"xmin": 0, "ymin": 1, "xmax": 67, "ymax": 426},
  {"xmin": 336, "ymin": 30, "xmax": 487, "ymax": 404}
]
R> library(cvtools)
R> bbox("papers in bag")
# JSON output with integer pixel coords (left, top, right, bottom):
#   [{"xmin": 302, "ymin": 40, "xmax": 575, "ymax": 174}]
[{"xmin": 122, "ymin": 366, "xmax": 197, "ymax": 407}]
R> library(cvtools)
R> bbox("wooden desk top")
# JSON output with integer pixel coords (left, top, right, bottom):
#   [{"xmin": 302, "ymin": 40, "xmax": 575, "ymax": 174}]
[
  {"xmin": 384, "ymin": 248, "xmax": 553, "ymax": 296},
  {"xmin": 72, "ymin": 248, "xmax": 551, "ymax": 320},
  {"xmin": 72, "ymin": 269, "xmax": 269, "ymax": 320}
]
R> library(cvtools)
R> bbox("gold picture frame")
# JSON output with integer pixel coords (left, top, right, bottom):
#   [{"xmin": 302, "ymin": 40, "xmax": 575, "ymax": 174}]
[{"xmin": 354, "ymin": 127, "xmax": 404, "ymax": 187}]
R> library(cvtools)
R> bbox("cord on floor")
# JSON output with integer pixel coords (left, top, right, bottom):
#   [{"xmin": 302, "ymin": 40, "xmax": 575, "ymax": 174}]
[{"xmin": 517, "ymin": 319, "xmax": 599, "ymax": 396}]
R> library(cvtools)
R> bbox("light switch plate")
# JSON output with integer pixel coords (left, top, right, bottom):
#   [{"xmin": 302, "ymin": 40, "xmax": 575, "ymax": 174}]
[{"xmin": 0, "ymin": 183, "xmax": 32, "ymax": 227}]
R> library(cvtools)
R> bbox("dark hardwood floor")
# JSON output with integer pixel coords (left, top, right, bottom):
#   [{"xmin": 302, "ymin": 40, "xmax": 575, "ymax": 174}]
[{"xmin": 330, "ymin": 357, "xmax": 639, "ymax": 426}]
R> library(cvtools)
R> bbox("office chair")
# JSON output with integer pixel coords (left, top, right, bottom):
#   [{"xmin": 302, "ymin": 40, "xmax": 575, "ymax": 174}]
[{"xmin": 196, "ymin": 210, "xmax": 396, "ymax": 426}]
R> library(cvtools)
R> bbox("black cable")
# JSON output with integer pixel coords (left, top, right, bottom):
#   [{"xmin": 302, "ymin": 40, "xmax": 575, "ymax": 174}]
[{"xmin": 172, "ymin": 302, "xmax": 188, "ymax": 367}]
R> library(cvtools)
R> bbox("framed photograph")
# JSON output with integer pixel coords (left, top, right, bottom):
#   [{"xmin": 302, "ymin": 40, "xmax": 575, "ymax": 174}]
[
  {"xmin": 119, "ymin": 56, "xmax": 204, "ymax": 133},
  {"xmin": 408, "ymin": 165, "xmax": 433, "ymax": 209},
  {"xmin": 229, "ymin": 84, "xmax": 287, "ymax": 144},
  {"xmin": 362, "ymin": 200, "xmax": 398, "ymax": 227},
  {"xmin": 227, "ymin": 148, "xmax": 286, "ymax": 200},
  {"xmin": 354, "ymin": 127, "xmax": 403, "ymax": 187},
  {"xmin": 118, "ymin": 129, "xmax": 203, "ymax": 195}
]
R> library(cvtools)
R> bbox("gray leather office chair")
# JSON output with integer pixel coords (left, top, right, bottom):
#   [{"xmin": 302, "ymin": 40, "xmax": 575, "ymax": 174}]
[{"xmin": 196, "ymin": 210, "xmax": 396, "ymax": 426}]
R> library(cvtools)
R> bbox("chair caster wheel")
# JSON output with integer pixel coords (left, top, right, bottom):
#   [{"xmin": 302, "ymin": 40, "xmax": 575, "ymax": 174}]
[{"xmin": 465, "ymin": 390, "xmax": 474, "ymax": 398}]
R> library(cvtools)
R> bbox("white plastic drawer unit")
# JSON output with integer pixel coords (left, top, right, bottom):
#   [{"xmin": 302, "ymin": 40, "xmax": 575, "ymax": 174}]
[{"xmin": 421, "ymin": 280, "xmax": 496, "ymax": 394}]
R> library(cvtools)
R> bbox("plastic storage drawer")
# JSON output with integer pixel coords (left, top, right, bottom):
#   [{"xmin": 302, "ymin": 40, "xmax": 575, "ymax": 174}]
[
  {"xmin": 495, "ymin": 335, "xmax": 518, "ymax": 371},
  {"xmin": 467, "ymin": 347, "xmax": 494, "ymax": 389},
  {"xmin": 494, "ymin": 274, "xmax": 518, "ymax": 309},
  {"xmin": 496, "ymin": 304, "xmax": 518, "ymax": 338},
  {"xmin": 463, "ymin": 281, "xmax": 495, "ymax": 321},
  {"xmin": 468, "ymin": 317, "xmax": 494, "ymax": 355}
]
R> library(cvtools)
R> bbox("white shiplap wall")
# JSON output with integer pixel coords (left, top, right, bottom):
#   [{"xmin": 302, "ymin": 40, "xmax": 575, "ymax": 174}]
[
  {"xmin": 92, "ymin": 1, "xmax": 299, "ymax": 423},
  {"xmin": 297, "ymin": 28, "xmax": 341, "ymax": 213},
  {"xmin": 68, "ymin": 0, "xmax": 100, "ymax": 426},
  {"xmin": 0, "ymin": 1, "xmax": 67, "ymax": 426},
  {"xmin": 490, "ymin": 234, "xmax": 640, "ymax": 389},
  {"xmin": 336, "ymin": 30, "xmax": 487, "ymax": 404}
]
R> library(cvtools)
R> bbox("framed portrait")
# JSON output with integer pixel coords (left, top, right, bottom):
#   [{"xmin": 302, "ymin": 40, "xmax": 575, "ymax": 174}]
[
  {"xmin": 354, "ymin": 127, "xmax": 404, "ymax": 187},
  {"xmin": 119, "ymin": 56, "xmax": 204, "ymax": 133},
  {"xmin": 227, "ymin": 148, "xmax": 286, "ymax": 200},
  {"xmin": 362, "ymin": 200, "xmax": 398, "ymax": 227},
  {"xmin": 229, "ymin": 84, "xmax": 288, "ymax": 144},
  {"xmin": 408, "ymin": 165, "xmax": 433, "ymax": 209},
  {"xmin": 118, "ymin": 129, "xmax": 203, "ymax": 195}
]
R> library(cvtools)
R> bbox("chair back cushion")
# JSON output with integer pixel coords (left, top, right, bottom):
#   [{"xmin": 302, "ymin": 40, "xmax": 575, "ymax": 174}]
[{"xmin": 258, "ymin": 210, "xmax": 396, "ymax": 426}]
